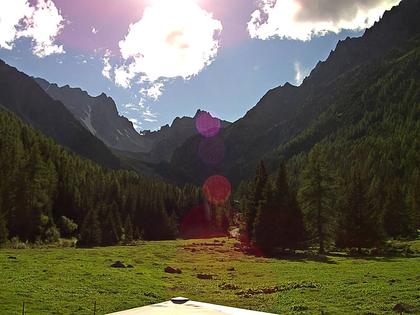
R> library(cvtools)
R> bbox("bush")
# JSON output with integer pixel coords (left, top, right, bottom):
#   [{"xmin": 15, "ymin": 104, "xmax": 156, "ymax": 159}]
[
  {"xmin": 60, "ymin": 216, "xmax": 78, "ymax": 238},
  {"xmin": 10, "ymin": 237, "xmax": 27, "ymax": 249},
  {"xmin": 44, "ymin": 226, "xmax": 60, "ymax": 243}
]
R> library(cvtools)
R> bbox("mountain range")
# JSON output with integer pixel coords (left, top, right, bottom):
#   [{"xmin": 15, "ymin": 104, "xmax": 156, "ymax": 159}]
[
  {"xmin": 34, "ymin": 78, "xmax": 230, "ymax": 165},
  {"xmin": 164, "ymin": 0, "xmax": 420, "ymax": 186},
  {"xmin": 0, "ymin": 0, "xmax": 418, "ymax": 190}
]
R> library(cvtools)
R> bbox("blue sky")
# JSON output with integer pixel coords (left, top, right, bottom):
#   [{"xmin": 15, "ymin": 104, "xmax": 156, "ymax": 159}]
[{"xmin": 0, "ymin": 0, "xmax": 399, "ymax": 131}]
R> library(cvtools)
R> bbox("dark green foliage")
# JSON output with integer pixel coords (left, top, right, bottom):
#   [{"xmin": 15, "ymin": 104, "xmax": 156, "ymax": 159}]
[
  {"xmin": 0, "ymin": 107, "xmax": 200, "ymax": 245},
  {"xmin": 0, "ymin": 59, "xmax": 120, "ymax": 169},
  {"xmin": 336, "ymin": 172, "xmax": 384, "ymax": 251},
  {"xmin": 253, "ymin": 162, "xmax": 306, "ymax": 254},
  {"xmin": 124, "ymin": 215, "xmax": 134, "ymax": 243},
  {"xmin": 298, "ymin": 145, "xmax": 334, "ymax": 254},
  {"xmin": 79, "ymin": 209, "xmax": 102, "ymax": 246},
  {"xmin": 274, "ymin": 163, "xmax": 306, "ymax": 250},
  {"xmin": 384, "ymin": 180, "xmax": 415, "ymax": 239},
  {"xmin": 60, "ymin": 216, "xmax": 78, "ymax": 238},
  {"xmin": 0, "ymin": 213, "xmax": 8, "ymax": 245},
  {"xmin": 253, "ymin": 182, "xmax": 277, "ymax": 253},
  {"xmin": 245, "ymin": 161, "xmax": 267, "ymax": 241}
]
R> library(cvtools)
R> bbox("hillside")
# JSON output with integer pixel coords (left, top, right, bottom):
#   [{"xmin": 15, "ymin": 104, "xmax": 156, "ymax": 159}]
[
  {"xmin": 166, "ymin": 0, "xmax": 420, "ymax": 187},
  {"xmin": 0, "ymin": 60, "xmax": 120, "ymax": 169},
  {"xmin": 35, "ymin": 78, "xmax": 152, "ymax": 153},
  {"xmin": 0, "ymin": 106, "xmax": 200, "ymax": 245},
  {"xmin": 34, "ymin": 79, "xmax": 231, "ymax": 165}
]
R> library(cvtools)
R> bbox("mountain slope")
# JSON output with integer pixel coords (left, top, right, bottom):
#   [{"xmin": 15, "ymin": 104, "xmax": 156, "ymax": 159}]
[
  {"xmin": 33, "ymin": 80, "xmax": 231, "ymax": 164},
  {"xmin": 35, "ymin": 78, "xmax": 153, "ymax": 153},
  {"xmin": 166, "ymin": 0, "xmax": 420, "ymax": 186},
  {"xmin": 0, "ymin": 60, "xmax": 120, "ymax": 169}
]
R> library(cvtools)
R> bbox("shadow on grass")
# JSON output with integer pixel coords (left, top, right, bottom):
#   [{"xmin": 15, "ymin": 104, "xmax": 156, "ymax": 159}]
[{"xmin": 274, "ymin": 252, "xmax": 338, "ymax": 264}]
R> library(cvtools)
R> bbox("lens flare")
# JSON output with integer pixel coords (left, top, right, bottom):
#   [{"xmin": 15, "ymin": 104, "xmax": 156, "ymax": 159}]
[
  {"xmin": 203, "ymin": 175, "xmax": 231, "ymax": 205},
  {"xmin": 195, "ymin": 111, "xmax": 221, "ymax": 138}
]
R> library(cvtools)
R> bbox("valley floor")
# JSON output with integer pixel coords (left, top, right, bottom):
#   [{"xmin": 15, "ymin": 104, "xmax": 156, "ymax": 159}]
[{"xmin": 1, "ymin": 239, "xmax": 419, "ymax": 314}]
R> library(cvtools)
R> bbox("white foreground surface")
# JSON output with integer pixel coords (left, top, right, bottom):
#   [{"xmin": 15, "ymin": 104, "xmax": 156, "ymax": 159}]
[{"xmin": 107, "ymin": 299, "xmax": 277, "ymax": 315}]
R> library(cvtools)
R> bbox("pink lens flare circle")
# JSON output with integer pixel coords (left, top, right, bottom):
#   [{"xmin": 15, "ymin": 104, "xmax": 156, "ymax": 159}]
[
  {"xmin": 198, "ymin": 137, "xmax": 225, "ymax": 166},
  {"xmin": 195, "ymin": 111, "xmax": 221, "ymax": 138},
  {"xmin": 203, "ymin": 175, "xmax": 231, "ymax": 205}
]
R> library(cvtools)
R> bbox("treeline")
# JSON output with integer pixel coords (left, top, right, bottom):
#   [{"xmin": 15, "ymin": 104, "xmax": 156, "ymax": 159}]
[
  {"xmin": 0, "ymin": 107, "xmax": 201, "ymax": 246},
  {"xmin": 236, "ymin": 38, "xmax": 420, "ymax": 255},
  {"xmin": 238, "ymin": 149, "xmax": 419, "ymax": 255}
]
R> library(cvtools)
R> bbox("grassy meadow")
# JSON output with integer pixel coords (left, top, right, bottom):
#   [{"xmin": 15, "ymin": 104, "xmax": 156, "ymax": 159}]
[{"xmin": 1, "ymin": 239, "xmax": 419, "ymax": 314}]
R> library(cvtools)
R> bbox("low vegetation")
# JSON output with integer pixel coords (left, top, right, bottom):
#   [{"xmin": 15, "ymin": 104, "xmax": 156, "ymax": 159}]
[{"xmin": 1, "ymin": 238, "xmax": 419, "ymax": 314}]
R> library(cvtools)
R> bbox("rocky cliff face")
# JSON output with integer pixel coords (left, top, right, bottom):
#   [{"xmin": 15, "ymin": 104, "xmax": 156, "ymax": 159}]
[
  {"xmin": 35, "ymin": 78, "xmax": 153, "ymax": 153},
  {"xmin": 35, "ymin": 79, "xmax": 231, "ymax": 164}
]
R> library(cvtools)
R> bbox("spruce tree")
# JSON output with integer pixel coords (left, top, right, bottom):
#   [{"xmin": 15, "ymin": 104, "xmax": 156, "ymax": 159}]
[
  {"xmin": 246, "ymin": 161, "xmax": 268, "ymax": 241},
  {"xmin": 102, "ymin": 207, "xmax": 120, "ymax": 245},
  {"xmin": 0, "ymin": 213, "xmax": 8, "ymax": 245},
  {"xmin": 124, "ymin": 214, "xmax": 134, "ymax": 243},
  {"xmin": 384, "ymin": 180, "xmax": 414, "ymax": 238},
  {"xmin": 79, "ymin": 208, "xmax": 102, "ymax": 246},
  {"xmin": 274, "ymin": 162, "xmax": 305, "ymax": 250},
  {"xmin": 298, "ymin": 145, "xmax": 334, "ymax": 254},
  {"xmin": 253, "ymin": 182, "xmax": 277, "ymax": 254},
  {"xmin": 336, "ymin": 172, "xmax": 384, "ymax": 252}
]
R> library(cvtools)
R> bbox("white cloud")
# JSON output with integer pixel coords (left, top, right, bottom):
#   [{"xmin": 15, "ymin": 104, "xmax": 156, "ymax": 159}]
[
  {"xmin": 128, "ymin": 118, "xmax": 142, "ymax": 131},
  {"xmin": 124, "ymin": 103, "xmax": 140, "ymax": 111},
  {"xmin": 118, "ymin": 0, "xmax": 222, "ymax": 82},
  {"xmin": 114, "ymin": 63, "xmax": 136, "ymax": 88},
  {"xmin": 141, "ymin": 82, "xmax": 164, "ymax": 101},
  {"xmin": 110, "ymin": 0, "xmax": 222, "ymax": 105},
  {"xmin": 0, "ymin": 0, "xmax": 32, "ymax": 49},
  {"xmin": 0, "ymin": 0, "xmax": 65, "ymax": 57},
  {"xmin": 91, "ymin": 27, "xmax": 98, "ymax": 34},
  {"xmin": 102, "ymin": 49, "xmax": 112, "ymax": 80},
  {"xmin": 248, "ymin": 0, "xmax": 400, "ymax": 41},
  {"xmin": 142, "ymin": 106, "xmax": 158, "ymax": 122}
]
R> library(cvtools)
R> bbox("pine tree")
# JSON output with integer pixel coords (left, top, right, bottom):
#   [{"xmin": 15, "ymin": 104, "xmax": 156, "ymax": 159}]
[
  {"xmin": 102, "ymin": 207, "xmax": 120, "ymax": 245},
  {"xmin": 274, "ymin": 162, "xmax": 305, "ymax": 250},
  {"xmin": 336, "ymin": 172, "xmax": 384, "ymax": 252},
  {"xmin": 79, "ymin": 208, "xmax": 102, "ymax": 246},
  {"xmin": 0, "ymin": 212, "xmax": 8, "ymax": 244},
  {"xmin": 298, "ymin": 145, "xmax": 334, "ymax": 254},
  {"xmin": 124, "ymin": 214, "xmax": 134, "ymax": 243},
  {"xmin": 246, "ymin": 161, "xmax": 268, "ymax": 241},
  {"xmin": 253, "ymin": 182, "xmax": 277, "ymax": 254},
  {"xmin": 384, "ymin": 180, "xmax": 414, "ymax": 238}
]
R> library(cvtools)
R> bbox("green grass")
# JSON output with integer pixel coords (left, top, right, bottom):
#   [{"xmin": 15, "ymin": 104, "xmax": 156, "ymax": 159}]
[{"xmin": 1, "ymin": 239, "xmax": 420, "ymax": 314}]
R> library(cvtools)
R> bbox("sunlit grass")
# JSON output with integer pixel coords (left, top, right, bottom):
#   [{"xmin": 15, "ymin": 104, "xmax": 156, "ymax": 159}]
[{"xmin": 1, "ymin": 239, "xmax": 419, "ymax": 314}]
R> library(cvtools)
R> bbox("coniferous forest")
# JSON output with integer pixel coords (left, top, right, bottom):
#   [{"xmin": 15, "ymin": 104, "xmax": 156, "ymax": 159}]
[
  {"xmin": 237, "ymin": 38, "xmax": 420, "ymax": 255},
  {"xmin": 0, "ymin": 107, "xmax": 203, "ymax": 246}
]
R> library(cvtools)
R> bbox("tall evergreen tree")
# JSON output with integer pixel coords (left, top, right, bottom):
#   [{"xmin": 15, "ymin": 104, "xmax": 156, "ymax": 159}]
[
  {"xmin": 298, "ymin": 145, "xmax": 334, "ymax": 254},
  {"xmin": 336, "ymin": 172, "xmax": 384, "ymax": 252},
  {"xmin": 384, "ymin": 180, "xmax": 414, "ymax": 238},
  {"xmin": 274, "ymin": 162, "xmax": 305, "ymax": 250},
  {"xmin": 253, "ymin": 182, "xmax": 276, "ymax": 254},
  {"xmin": 246, "ymin": 161, "xmax": 267, "ymax": 241},
  {"xmin": 124, "ymin": 214, "xmax": 134, "ymax": 243},
  {"xmin": 79, "ymin": 208, "xmax": 102, "ymax": 246},
  {"xmin": 0, "ymin": 212, "xmax": 8, "ymax": 245}
]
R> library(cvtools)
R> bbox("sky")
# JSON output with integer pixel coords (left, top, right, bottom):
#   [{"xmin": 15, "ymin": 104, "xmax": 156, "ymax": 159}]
[{"xmin": 0, "ymin": 0, "xmax": 400, "ymax": 131}]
